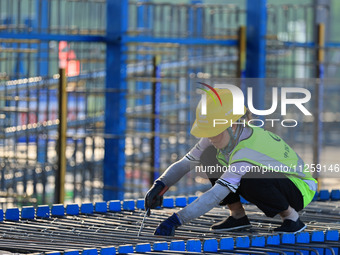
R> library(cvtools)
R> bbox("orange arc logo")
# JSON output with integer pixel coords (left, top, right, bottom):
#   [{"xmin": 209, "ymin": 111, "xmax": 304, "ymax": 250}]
[{"xmin": 197, "ymin": 82, "xmax": 223, "ymax": 106}]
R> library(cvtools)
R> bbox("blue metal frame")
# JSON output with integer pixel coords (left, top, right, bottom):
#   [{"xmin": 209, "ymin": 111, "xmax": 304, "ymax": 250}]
[
  {"xmin": 122, "ymin": 36, "xmax": 237, "ymax": 45},
  {"xmin": 103, "ymin": 0, "xmax": 128, "ymax": 200},
  {"xmin": 153, "ymin": 58, "xmax": 161, "ymax": 181},
  {"xmin": 246, "ymin": 0, "xmax": 267, "ymax": 111},
  {"xmin": 0, "ymin": 33, "xmax": 105, "ymax": 42},
  {"xmin": 136, "ymin": 0, "xmax": 149, "ymax": 109},
  {"xmin": 35, "ymin": 0, "xmax": 49, "ymax": 77}
]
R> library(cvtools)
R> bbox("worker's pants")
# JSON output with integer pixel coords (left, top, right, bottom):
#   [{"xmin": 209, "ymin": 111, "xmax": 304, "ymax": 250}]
[{"xmin": 200, "ymin": 146, "xmax": 304, "ymax": 217}]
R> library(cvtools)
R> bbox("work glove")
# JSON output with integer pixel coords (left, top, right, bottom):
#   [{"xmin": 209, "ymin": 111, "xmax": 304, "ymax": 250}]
[
  {"xmin": 144, "ymin": 180, "xmax": 167, "ymax": 216},
  {"xmin": 154, "ymin": 213, "xmax": 182, "ymax": 236}
]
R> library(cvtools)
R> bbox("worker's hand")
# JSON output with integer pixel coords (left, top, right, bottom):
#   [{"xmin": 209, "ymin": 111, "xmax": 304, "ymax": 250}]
[
  {"xmin": 144, "ymin": 180, "xmax": 167, "ymax": 216},
  {"xmin": 154, "ymin": 213, "xmax": 182, "ymax": 236}
]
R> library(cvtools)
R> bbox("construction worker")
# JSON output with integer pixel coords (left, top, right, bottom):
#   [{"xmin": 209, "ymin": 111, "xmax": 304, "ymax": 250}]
[{"xmin": 144, "ymin": 88, "xmax": 317, "ymax": 236}]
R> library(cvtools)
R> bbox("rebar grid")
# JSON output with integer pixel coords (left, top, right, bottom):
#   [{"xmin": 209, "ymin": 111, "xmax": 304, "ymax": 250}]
[{"xmin": 0, "ymin": 199, "xmax": 339, "ymax": 254}]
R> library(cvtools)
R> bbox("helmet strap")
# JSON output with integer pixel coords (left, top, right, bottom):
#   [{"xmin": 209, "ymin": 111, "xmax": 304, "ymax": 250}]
[{"xmin": 223, "ymin": 125, "xmax": 243, "ymax": 154}]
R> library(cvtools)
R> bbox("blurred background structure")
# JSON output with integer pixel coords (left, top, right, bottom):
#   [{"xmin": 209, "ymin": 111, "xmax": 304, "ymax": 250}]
[{"xmin": 0, "ymin": 0, "xmax": 339, "ymax": 208}]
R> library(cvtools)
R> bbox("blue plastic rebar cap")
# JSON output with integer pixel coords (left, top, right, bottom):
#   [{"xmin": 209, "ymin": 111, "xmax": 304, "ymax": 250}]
[
  {"xmin": 296, "ymin": 232, "xmax": 310, "ymax": 243},
  {"xmin": 100, "ymin": 246, "xmax": 116, "ymax": 255},
  {"xmin": 326, "ymin": 230, "xmax": 339, "ymax": 241},
  {"xmin": 108, "ymin": 200, "xmax": 121, "ymax": 212},
  {"xmin": 66, "ymin": 204, "xmax": 80, "ymax": 215},
  {"xmin": 51, "ymin": 204, "xmax": 65, "ymax": 217},
  {"xmin": 282, "ymin": 233, "xmax": 295, "ymax": 244},
  {"xmin": 170, "ymin": 240, "xmax": 185, "ymax": 251},
  {"xmin": 186, "ymin": 239, "xmax": 201, "ymax": 252},
  {"xmin": 81, "ymin": 203, "xmax": 94, "ymax": 214},
  {"xmin": 0, "ymin": 209, "xmax": 3, "ymax": 222},
  {"xmin": 331, "ymin": 189, "xmax": 340, "ymax": 200},
  {"xmin": 251, "ymin": 236, "xmax": 265, "ymax": 247},
  {"xmin": 188, "ymin": 196, "xmax": 198, "ymax": 204},
  {"xmin": 122, "ymin": 200, "xmax": 135, "ymax": 211},
  {"xmin": 153, "ymin": 242, "xmax": 168, "ymax": 251},
  {"xmin": 21, "ymin": 206, "xmax": 35, "ymax": 219},
  {"xmin": 311, "ymin": 230, "xmax": 325, "ymax": 242},
  {"xmin": 312, "ymin": 191, "xmax": 319, "ymax": 201},
  {"xmin": 82, "ymin": 248, "xmax": 98, "ymax": 255},
  {"xmin": 64, "ymin": 250, "xmax": 79, "ymax": 255},
  {"xmin": 163, "ymin": 197, "xmax": 174, "ymax": 208},
  {"xmin": 220, "ymin": 237, "xmax": 234, "ymax": 250},
  {"xmin": 37, "ymin": 205, "xmax": 50, "ymax": 218},
  {"xmin": 175, "ymin": 197, "xmax": 187, "ymax": 207},
  {"xmin": 319, "ymin": 189, "xmax": 330, "ymax": 200},
  {"xmin": 236, "ymin": 236, "xmax": 250, "ymax": 248},
  {"xmin": 266, "ymin": 235, "xmax": 280, "ymax": 245},
  {"xmin": 240, "ymin": 196, "xmax": 249, "ymax": 204},
  {"xmin": 95, "ymin": 202, "xmax": 107, "ymax": 213},
  {"xmin": 118, "ymin": 245, "xmax": 134, "ymax": 254},
  {"xmin": 135, "ymin": 243, "xmax": 151, "ymax": 253},
  {"xmin": 136, "ymin": 199, "xmax": 145, "ymax": 210},
  {"xmin": 6, "ymin": 208, "xmax": 19, "ymax": 221},
  {"xmin": 203, "ymin": 239, "xmax": 218, "ymax": 252}
]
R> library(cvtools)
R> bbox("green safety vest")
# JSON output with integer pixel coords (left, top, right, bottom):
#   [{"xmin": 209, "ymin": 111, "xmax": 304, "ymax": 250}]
[{"xmin": 216, "ymin": 126, "xmax": 317, "ymax": 208}]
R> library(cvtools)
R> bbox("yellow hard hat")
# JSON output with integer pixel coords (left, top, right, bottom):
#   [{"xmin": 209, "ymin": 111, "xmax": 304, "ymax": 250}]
[{"xmin": 190, "ymin": 88, "xmax": 246, "ymax": 138}]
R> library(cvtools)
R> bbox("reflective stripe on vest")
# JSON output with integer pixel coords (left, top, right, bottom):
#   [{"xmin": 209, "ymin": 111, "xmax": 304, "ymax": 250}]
[{"xmin": 231, "ymin": 147, "xmax": 306, "ymax": 178}]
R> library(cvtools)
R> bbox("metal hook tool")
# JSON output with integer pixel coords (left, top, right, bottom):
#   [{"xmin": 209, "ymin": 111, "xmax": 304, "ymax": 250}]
[{"xmin": 137, "ymin": 186, "xmax": 169, "ymax": 236}]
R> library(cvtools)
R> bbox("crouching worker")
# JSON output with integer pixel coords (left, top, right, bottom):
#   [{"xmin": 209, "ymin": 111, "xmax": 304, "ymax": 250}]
[{"xmin": 144, "ymin": 88, "xmax": 317, "ymax": 236}]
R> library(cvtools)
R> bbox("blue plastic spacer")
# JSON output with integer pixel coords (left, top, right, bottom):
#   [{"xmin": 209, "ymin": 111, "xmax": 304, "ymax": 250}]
[
  {"xmin": 203, "ymin": 239, "xmax": 218, "ymax": 252},
  {"xmin": 21, "ymin": 206, "xmax": 35, "ymax": 219},
  {"xmin": 153, "ymin": 242, "xmax": 168, "ymax": 251},
  {"xmin": 100, "ymin": 246, "xmax": 116, "ymax": 255},
  {"xmin": 266, "ymin": 235, "xmax": 280, "ymax": 245},
  {"xmin": 319, "ymin": 189, "xmax": 330, "ymax": 200},
  {"xmin": 220, "ymin": 237, "xmax": 234, "ymax": 250},
  {"xmin": 251, "ymin": 236, "xmax": 265, "ymax": 247},
  {"xmin": 136, "ymin": 199, "xmax": 145, "ymax": 210},
  {"xmin": 117, "ymin": 245, "xmax": 134, "ymax": 254},
  {"xmin": 326, "ymin": 230, "xmax": 339, "ymax": 241},
  {"xmin": 135, "ymin": 243, "xmax": 151, "ymax": 253},
  {"xmin": 82, "ymin": 248, "xmax": 98, "ymax": 255},
  {"xmin": 188, "ymin": 196, "xmax": 198, "ymax": 204},
  {"xmin": 0, "ymin": 209, "xmax": 3, "ymax": 222},
  {"xmin": 175, "ymin": 197, "xmax": 187, "ymax": 207},
  {"xmin": 296, "ymin": 232, "xmax": 310, "ymax": 243},
  {"xmin": 37, "ymin": 205, "xmax": 50, "ymax": 218},
  {"xmin": 108, "ymin": 200, "xmax": 121, "ymax": 212},
  {"xmin": 122, "ymin": 200, "xmax": 135, "ymax": 211},
  {"xmin": 163, "ymin": 197, "xmax": 174, "ymax": 208},
  {"xmin": 186, "ymin": 239, "xmax": 201, "ymax": 252},
  {"xmin": 95, "ymin": 202, "xmax": 107, "ymax": 213},
  {"xmin": 331, "ymin": 189, "xmax": 340, "ymax": 200},
  {"xmin": 240, "ymin": 196, "xmax": 249, "ymax": 204},
  {"xmin": 6, "ymin": 208, "xmax": 19, "ymax": 221},
  {"xmin": 282, "ymin": 233, "xmax": 295, "ymax": 244},
  {"xmin": 311, "ymin": 230, "xmax": 325, "ymax": 242},
  {"xmin": 236, "ymin": 236, "xmax": 250, "ymax": 248},
  {"xmin": 312, "ymin": 191, "xmax": 319, "ymax": 201},
  {"xmin": 51, "ymin": 204, "xmax": 65, "ymax": 217},
  {"xmin": 81, "ymin": 203, "xmax": 94, "ymax": 214},
  {"xmin": 66, "ymin": 204, "xmax": 80, "ymax": 215},
  {"xmin": 64, "ymin": 250, "xmax": 79, "ymax": 255},
  {"xmin": 170, "ymin": 240, "xmax": 185, "ymax": 251}
]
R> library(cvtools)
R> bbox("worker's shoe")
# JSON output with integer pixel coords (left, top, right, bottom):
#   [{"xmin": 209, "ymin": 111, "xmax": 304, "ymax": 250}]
[
  {"xmin": 210, "ymin": 215, "xmax": 251, "ymax": 232},
  {"xmin": 274, "ymin": 218, "xmax": 306, "ymax": 234}
]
